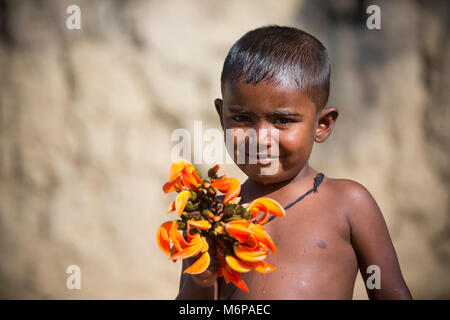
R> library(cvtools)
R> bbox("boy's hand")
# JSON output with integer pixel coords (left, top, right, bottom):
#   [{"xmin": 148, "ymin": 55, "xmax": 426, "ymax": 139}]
[
  {"xmin": 176, "ymin": 232, "xmax": 223, "ymax": 299},
  {"xmin": 188, "ymin": 238, "xmax": 222, "ymax": 288}
]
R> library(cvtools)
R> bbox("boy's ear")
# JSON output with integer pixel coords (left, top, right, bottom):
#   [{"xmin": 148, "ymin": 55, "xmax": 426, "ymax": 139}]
[
  {"xmin": 315, "ymin": 107, "xmax": 339, "ymax": 143},
  {"xmin": 214, "ymin": 98, "xmax": 224, "ymax": 129}
]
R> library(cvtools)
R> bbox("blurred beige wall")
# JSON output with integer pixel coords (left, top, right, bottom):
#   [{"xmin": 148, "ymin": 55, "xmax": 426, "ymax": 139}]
[{"xmin": 0, "ymin": 0, "xmax": 448, "ymax": 299}]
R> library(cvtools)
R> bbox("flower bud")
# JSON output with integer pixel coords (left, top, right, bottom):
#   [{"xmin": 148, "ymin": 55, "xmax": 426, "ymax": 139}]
[
  {"xmin": 223, "ymin": 205, "xmax": 235, "ymax": 218},
  {"xmin": 208, "ymin": 164, "xmax": 220, "ymax": 179},
  {"xmin": 236, "ymin": 206, "xmax": 246, "ymax": 216},
  {"xmin": 176, "ymin": 221, "xmax": 186, "ymax": 230},
  {"xmin": 189, "ymin": 191, "xmax": 198, "ymax": 201},
  {"xmin": 201, "ymin": 209, "xmax": 212, "ymax": 219},
  {"xmin": 241, "ymin": 210, "xmax": 252, "ymax": 220},
  {"xmin": 184, "ymin": 201, "xmax": 196, "ymax": 211},
  {"xmin": 236, "ymin": 206, "xmax": 252, "ymax": 220}
]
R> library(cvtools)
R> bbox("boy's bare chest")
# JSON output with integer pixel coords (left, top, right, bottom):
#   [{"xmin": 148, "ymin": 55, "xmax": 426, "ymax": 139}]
[{"xmin": 219, "ymin": 189, "xmax": 357, "ymax": 299}]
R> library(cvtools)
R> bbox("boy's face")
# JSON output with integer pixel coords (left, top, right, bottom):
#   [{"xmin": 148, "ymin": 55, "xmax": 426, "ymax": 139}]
[{"xmin": 215, "ymin": 79, "xmax": 333, "ymax": 185}]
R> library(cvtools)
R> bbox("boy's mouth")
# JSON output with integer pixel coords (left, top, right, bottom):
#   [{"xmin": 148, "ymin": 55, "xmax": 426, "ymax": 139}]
[{"xmin": 245, "ymin": 153, "xmax": 280, "ymax": 165}]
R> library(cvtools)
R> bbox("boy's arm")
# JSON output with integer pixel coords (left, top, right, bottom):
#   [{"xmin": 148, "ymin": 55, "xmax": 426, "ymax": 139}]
[{"xmin": 345, "ymin": 181, "xmax": 412, "ymax": 300}]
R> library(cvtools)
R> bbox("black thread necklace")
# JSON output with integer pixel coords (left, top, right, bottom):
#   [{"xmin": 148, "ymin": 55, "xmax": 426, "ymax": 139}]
[{"xmin": 262, "ymin": 172, "xmax": 324, "ymax": 223}]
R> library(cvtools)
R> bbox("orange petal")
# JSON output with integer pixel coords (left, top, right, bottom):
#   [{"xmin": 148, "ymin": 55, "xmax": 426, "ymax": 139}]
[
  {"xmin": 233, "ymin": 278, "xmax": 249, "ymax": 292},
  {"xmin": 225, "ymin": 220, "xmax": 272, "ymax": 248},
  {"xmin": 225, "ymin": 220, "xmax": 253, "ymax": 243},
  {"xmin": 163, "ymin": 181, "xmax": 174, "ymax": 193},
  {"xmin": 169, "ymin": 160, "xmax": 189, "ymax": 182},
  {"xmin": 168, "ymin": 201, "xmax": 176, "ymax": 214},
  {"xmin": 248, "ymin": 224, "xmax": 276, "ymax": 253},
  {"xmin": 251, "ymin": 260, "xmax": 276, "ymax": 273},
  {"xmin": 210, "ymin": 176, "xmax": 232, "ymax": 193},
  {"xmin": 188, "ymin": 219, "xmax": 211, "ymax": 230},
  {"xmin": 250, "ymin": 198, "xmax": 285, "ymax": 219},
  {"xmin": 200, "ymin": 236, "xmax": 209, "ymax": 253},
  {"xmin": 184, "ymin": 252, "xmax": 210, "ymax": 274},
  {"xmin": 176, "ymin": 191, "xmax": 191, "ymax": 217},
  {"xmin": 248, "ymin": 201, "xmax": 267, "ymax": 220},
  {"xmin": 223, "ymin": 265, "xmax": 237, "ymax": 282},
  {"xmin": 186, "ymin": 221, "xmax": 193, "ymax": 242},
  {"xmin": 223, "ymin": 266, "xmax": 249, "ymax": 292},
  {"xmin": 156, "ymin": 221, "xmax": 173, "ymax": 256},
  {"xmin": 159, "ymin": 221, "xmax": 172, "ymax": 242},
  {"xmin": 222, "ymin": 268, "xmax": 230, "ymax": 284},
  {"xmin": 163, "ymin": 177, "xmax": 183, "ymax": 193},
  {"xmin": 227, "ymin": 219, "xmax": 251, "ymax": 225},
  {"xmin": 163, "ymin": 181, "xmax": 176, "ymax": 193},
  {"xmin": 177, "ymin": 227, "xmax": 191, "ymax": 248},
  {"xmin": 225, "ymin": 220, "xmax": 252, "ymax": 233},
  {"xmin": 183, "ymin": 166, "xmax": 202, "ymax": 188},
  {"xmin": 182, "ymin": 172, "xmax": 200, "ymax": 190},
  {"xmin": 193, "ymin": 171, "xmax": 203, "ymax": 183},
  {"xmin": 245, "ymin": 234, "xmax": 259, "ymax": 250},
  {"xmin": 223, "ymin": 178, "xmax": 241, "ymax": 203},
  {"xmin": 167, "ymin": 221, "xmax": 190, "ymax": 250},
  {"xmin": 234, "ymin": 245, "xmax": 268, "ymax": 262},
  {"xmin": 169, "ymin": 221, "xmax": 183, "ymax": 252},
  {"xmin": 169, "ymin": 234, "xmax": 203, "ymax": 260},
  {"xmin": 255, "ymin": 210, "xmax": 270, "ymax": 225},
  {"xmin": 166, "ymin": 160, "xmax": 202, "ymax": 191},
  {"xmin": 225, "ymin": 255, "xmax": 252, "ymax": 273}
]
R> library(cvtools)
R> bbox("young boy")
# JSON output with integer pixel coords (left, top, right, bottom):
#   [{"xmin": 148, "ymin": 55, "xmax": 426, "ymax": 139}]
[{"xmin": 176, "ymin": 25, "xmax": 412, "ymax": 300}]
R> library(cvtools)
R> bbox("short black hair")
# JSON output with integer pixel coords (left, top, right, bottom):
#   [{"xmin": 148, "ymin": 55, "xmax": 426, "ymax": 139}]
[{"xmin": 220, "ymin": 25, "xmax": 330, "ymax": 112}]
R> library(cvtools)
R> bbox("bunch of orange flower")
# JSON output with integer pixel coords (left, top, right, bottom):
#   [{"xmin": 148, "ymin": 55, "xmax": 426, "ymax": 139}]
[{"xmin": 156, "ymin": 160, "xmax": 285, "ymax": 292}]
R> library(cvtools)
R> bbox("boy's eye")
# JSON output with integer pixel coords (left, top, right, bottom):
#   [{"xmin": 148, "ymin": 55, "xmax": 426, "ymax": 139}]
[
  {"xmin": 274, "ymin": 117, "xmax": 294, "ymax": 125},
  {"xmin": 231, "ymin": 115, "xmax": 251, "ymax": 123}
]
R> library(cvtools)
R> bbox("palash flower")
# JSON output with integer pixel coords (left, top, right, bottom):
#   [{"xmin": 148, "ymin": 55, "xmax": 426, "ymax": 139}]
[
  {"xmin": 210, "ymin": 176, "xmax": 241, "ymax": 203},
  {"xmin": 156, "ymin": 220, "xmax": 211, "ymax": 274},
  {"xmin": 156, "ymin": 160, "xmax": 286, "ymax": 292},
  {"xmin": 248, "ymin": 198, "xmax": 286, "ymax": 225},
  {"xmin": 163, "ymin": 160, "xmax": 202, "ymax": 193}
]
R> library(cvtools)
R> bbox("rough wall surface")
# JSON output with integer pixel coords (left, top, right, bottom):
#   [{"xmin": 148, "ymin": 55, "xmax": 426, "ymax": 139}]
[{"xmin": 0, "ymin": 0, "xmax": 448, "ymax": 299}]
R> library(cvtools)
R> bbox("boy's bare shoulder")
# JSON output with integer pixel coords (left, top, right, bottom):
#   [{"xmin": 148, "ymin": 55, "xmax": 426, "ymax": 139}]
[
  {"xmin": 322, "ymin": 176, "xmax": 381, "ymax": 218},
  {"xmin": 323, "ymin": 176, "xmax": 372, "ymax": 198}
]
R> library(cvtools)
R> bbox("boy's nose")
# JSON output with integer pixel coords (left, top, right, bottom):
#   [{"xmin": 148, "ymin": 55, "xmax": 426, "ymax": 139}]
[
  {"xmin": 256, "ymin": 128, "xmax": 272, "ymax": 148},
  {"xmin": 253, "ymin": 124, "xmax": 279, "ymax": 154}
]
